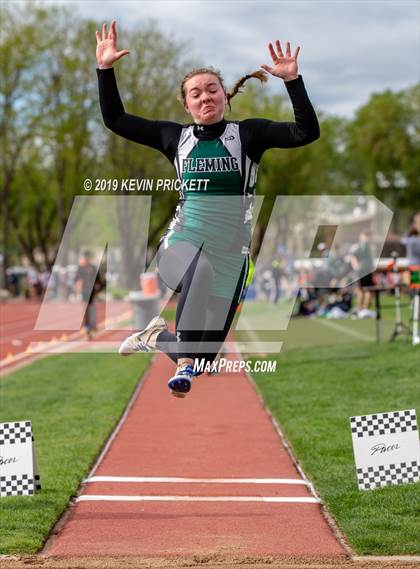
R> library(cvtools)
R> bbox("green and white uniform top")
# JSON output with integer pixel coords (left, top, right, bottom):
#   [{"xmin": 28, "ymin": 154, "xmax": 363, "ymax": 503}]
[
  {"xmin": 164, "ymin": 120, "xmax": 257, "ymax": 256},
  {"xmin": 97, "ymin": 67, "xmax": 320, "ymax": 298}
]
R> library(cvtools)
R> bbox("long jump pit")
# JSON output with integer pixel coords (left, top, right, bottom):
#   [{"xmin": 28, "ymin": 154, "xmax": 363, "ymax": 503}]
[{"xmin": 1, "ymin": 343, "xmax": 418, "ymax": 569}]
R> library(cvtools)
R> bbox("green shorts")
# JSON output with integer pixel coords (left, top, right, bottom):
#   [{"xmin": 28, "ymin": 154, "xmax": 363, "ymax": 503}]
[{"xmin": 157, "ymin": 235, "xmax": 249, "ymax": 303}]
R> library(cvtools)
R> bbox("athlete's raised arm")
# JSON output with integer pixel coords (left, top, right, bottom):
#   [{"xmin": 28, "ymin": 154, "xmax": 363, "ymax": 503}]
[
  {"xmin": 95, "ymin": 20, "xmax": 181, "ymax": 158},
  {"xmin": 96, "ymin": 19, "xmax": 130, "ymax": 69},
  {"xmin": 241, "ymin": 40, "xmax": 320, "ymax": 161},
  {"xmin": 260, "ymin": 39, "xmax": 300, "ymax": 83}
]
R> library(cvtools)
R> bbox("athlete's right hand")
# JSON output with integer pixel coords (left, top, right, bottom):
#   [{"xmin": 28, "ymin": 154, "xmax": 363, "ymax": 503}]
[{"xmin": 95, "ymin": 20, "xmax": 130, "ymax": 69}]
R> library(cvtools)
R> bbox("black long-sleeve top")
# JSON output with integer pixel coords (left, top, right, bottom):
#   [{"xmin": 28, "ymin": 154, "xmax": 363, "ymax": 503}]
[
  {"xmin": 96, "ymin": 67, "xmax": 320, "ymax": 254},
  {"xmin": 96, "ymin": 67, "xmax": 320, "ymax": 165}
]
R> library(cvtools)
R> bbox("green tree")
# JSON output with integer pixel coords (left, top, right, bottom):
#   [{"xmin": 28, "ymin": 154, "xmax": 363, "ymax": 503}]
[
  {"xmin": 1, "ymin": 4, "xmax": 197, "ymax": 288},
  {"xmin": 9, "ymin": 14, "xmax": 106, "ymax": 270},
  {"xmin": 1, "ymin": 2, "xmax": 62, "ymax": 283},
  {"xmin": 347, "ymin": 87, "xmax": 420, "ymax": 229}
]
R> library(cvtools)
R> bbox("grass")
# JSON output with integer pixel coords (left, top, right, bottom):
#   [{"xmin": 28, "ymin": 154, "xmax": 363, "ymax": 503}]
[
  {"xmin": 160, "ymin": 306, "xmax": 177, "ymax": 322},
  {"xmin": 122, "ymin": 306, "xmax": 177, "ymax": 328},
  {"xmin": 235, "ymin": 292, "xmax": 413, "ymax": 352},
  {"xmin": 0, "ymin": 352, "xmax": 152, "ymax": 554},
  {"xmin": 249, "ymin": 341, "xmax": 420, "ymax": 555}
]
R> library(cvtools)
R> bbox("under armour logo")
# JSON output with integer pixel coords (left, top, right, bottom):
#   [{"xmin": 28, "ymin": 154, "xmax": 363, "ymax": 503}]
[
  {"xmin": 176, "ymin": 331, "xmax": 181, "ymax": 342},
  {"xmin": 196, "ymin": 125, "xmax": 204, "ymax": 131},
  {"xmin": 225, "ymin": 135, "xmax": 235, "ymax": 141}
]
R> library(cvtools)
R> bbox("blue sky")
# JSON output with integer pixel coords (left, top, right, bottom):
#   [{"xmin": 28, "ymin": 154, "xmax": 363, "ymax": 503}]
[{"xmin": 42, "ymin": 1, "xmax": 419, "ymax": 117}]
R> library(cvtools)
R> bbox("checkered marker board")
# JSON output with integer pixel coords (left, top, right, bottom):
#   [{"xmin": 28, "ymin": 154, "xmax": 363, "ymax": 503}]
[
  {"xmin": 0, "ymin": 421, "xmax": 41, "ymax": 497},
  {"xmin": 350, "ymin": 409, "xmax": 420, "ymax": 491}
]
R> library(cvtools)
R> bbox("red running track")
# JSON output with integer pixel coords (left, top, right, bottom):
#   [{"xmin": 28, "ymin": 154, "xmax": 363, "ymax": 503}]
[
  {"xmin": 45, "ymin": 348, "xmax": 348, "ymax": 559},
  {"xmin": 0, "ymin": 300, "xmax": 135, "ymax": 371},
  {"xmin": 0, "ymin": 301, "xmax": 106, "ymax": 360}
]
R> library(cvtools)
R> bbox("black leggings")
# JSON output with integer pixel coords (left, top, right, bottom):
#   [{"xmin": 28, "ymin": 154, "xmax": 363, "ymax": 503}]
[{"xmin": 155, "ymin": 241, "xmax": 247, "ymax": 376}]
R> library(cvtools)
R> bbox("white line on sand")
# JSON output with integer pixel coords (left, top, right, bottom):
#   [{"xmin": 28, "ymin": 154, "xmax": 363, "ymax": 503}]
[
  {"xmin": 77, "ymin": 495, "xmax": 320, "ymax": 503},
  {"xmin": 84, "ymin": 476, "xmax": 309, "ymax": 485}
]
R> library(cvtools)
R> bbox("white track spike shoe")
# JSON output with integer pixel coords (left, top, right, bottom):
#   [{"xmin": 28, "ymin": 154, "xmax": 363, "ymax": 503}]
[
  {"xmin": 167, "ymin": 364, "xmax": 197, "ymax": 398},
  {"xmin": 118, "ymin": 316, "xmax": 167, "ymax": 356}
]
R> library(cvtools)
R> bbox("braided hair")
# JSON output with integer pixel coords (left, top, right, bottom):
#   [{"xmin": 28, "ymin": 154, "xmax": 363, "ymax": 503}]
[{"xmin": 179, "ymin": 67, "xmax": 268, "ymax": 111}]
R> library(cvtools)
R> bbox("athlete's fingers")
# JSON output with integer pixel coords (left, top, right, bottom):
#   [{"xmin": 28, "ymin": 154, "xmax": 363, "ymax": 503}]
[
  {"xmin": 268, "ymin": 42, "xmax": 277, "ymax": 63},
  {"xmin": 294, "ymin": 46, "xmax": 300, "ymax": 60},
  {"xmin": 285, "ymin": 41, "xmax": 291, "ymax": 57},
  {"xmin": 110, "ymin": 19, "xmax": 116, "ymax": 43},
  {"xmin": 95, "ymin": 30, "xmax": 101, "ymax": 45},
  {"xmin": 275, "ymin": 39, "xmax": 284, "ymax": 58},
  {"xmin": 116, "ymin": 49, "xmax": 130, "ymax": 60},
  {"xmin": 260, "ymin": 64, "xmax": 273, "ymax": 73},
  {"xmin": 102, "ymin": 22, "xmax": 107, "ymax": 41}
]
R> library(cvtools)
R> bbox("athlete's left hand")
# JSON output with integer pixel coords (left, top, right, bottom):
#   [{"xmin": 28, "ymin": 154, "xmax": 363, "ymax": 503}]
[{"xmin": 261, "ymin": 40, "xmax": 300, "ymax": 81}]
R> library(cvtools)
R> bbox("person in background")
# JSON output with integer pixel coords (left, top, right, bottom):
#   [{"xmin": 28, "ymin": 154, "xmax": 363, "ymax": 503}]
[
  {"xmin": 75, "ymin": 251, "xmax": 104, "ymax": 339},
  {"xmin": 271, "ymin": 260, "xmax": 282, "ymax": 304},
  {"xmin": 348, "ymin": 230, "xmax": 375, "ymax": 319},
  {"xmin": 401, "ymin": 213, "xmax": 420, "ymax": 266},
  {"xmin": 27, "ymin": 268, "xmax": 42, "ymax": 299}
]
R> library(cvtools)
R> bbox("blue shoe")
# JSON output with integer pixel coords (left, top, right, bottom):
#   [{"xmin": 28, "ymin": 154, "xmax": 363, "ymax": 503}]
[{"xmin": 168, "ymin": 364, "xmax": 197, "ymax": 398}]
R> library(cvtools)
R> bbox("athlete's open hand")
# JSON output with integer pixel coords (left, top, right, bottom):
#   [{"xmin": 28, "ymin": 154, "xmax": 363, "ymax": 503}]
[
  {"xmin": 261, "ymin": 40, "xmax": 300, "ymax": 81},
  {"xmin": 95, "ymin": 20, "xmax": 130, "ymax": 69}
]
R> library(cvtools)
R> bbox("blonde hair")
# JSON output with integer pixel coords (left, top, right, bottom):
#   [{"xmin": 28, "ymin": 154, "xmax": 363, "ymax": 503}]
[{"xmin": 179, "ymin": 67, "xmax": 268, "ymax": 110}]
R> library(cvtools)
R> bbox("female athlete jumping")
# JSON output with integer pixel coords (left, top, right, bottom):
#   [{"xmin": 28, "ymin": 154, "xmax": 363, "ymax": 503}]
[{"xmin": 96, "ymin": 20, "xmax": 320, "ymax": 398}]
